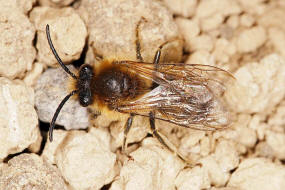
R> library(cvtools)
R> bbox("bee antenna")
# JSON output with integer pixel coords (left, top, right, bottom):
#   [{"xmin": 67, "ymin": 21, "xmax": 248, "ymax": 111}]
[
  {"xmin": 49, "ymin": 90, "xmax": 78, "ymax": 142},
  {"xmin": 46, "ymin": 24, "xmax": 77, "ymax": 80}
]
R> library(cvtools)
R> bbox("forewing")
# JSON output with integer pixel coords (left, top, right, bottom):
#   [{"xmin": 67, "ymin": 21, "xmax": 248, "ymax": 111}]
[{"xmin": 115, "ymin": 61, "xmax": 234, "ymax": 130}]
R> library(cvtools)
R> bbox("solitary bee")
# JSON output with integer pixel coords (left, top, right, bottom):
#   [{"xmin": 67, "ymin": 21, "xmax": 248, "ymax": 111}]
[{"xmin": 46, "ymin": 20, "xmax": 233, "ymax": 162}]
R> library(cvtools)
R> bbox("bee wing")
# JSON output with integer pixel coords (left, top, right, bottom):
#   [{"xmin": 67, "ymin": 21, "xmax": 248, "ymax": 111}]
[{"xmin": 115, "ymin": 61, "xmax": 234, "ymax": 130}]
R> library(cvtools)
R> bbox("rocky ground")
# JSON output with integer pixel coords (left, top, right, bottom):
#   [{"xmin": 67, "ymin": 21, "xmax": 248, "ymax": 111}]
[{"xmin": 0, "ymin": 0, "xmax": 285, "ymax": 190}]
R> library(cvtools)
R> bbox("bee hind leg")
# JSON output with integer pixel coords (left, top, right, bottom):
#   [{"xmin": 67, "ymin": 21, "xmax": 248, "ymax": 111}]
[
  {"xmin": 149, "ymin": 111, "xmax": 198, "ymax": 167},
  {"xmin": 135, "ymin": 17, "xmax": 147, "ymax": 62},
  {"xmin": 122, "ymin": 113, "xmax": 135, "ymax": 155}
]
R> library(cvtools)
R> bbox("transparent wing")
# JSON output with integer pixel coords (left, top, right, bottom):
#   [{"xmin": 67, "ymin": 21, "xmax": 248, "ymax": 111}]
[{"xmin": 114, "ymin": 61, "xmax": 234, "ymax": 130}]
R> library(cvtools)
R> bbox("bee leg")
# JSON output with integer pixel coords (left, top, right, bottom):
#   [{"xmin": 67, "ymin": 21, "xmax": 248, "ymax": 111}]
[
  {"xmin": 149, "ymin": 111, "xmax": 198, "ymax": 167},
  {"xmin": 122, "ymin": 113, "xmax": 135, "ymax": 155},
  {"xmin": 153, "ymin": 38, "xmax": 182, "ymax": 65},
  {"xmin": 153, "ymin": 46, "xmax": 162, "ymax": 65},
  {"xmin": 135, "ymin": 17, "xmax": 147, "ymax": 62}
]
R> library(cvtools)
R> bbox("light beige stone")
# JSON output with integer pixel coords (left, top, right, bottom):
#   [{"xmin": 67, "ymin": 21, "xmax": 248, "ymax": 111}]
[
  {"xmin": 237, "ymin": 0, "xmax": 267, "ymax": 15},
  {"xmin": 0, "ymin": 153, "xmax": 67, "ymax": 190},
  {"xmin": 200, "ymin": 155, "xmax": 230, "ymax": 186},
  {"xmin": 186, "ymin": 50, "xmax": 215, "ymax": 66},
  {"xmin": 188, "ymin": 34, "xmax": 214, "ymax": 52},
  {"xmin": 200, "ymin": 136, "xmax": 211, "ymax": 156},
  {"xmin": 0, "ymin": 3, "xmax": 36, "ymax": 79},
  {"xmin": 110, "ymin": 138, "xmax": 184, "ymax": 190},
  {"xmin": 0, "ymin": 0, "xmax": 35, "ymax": 14},
  {"xmin": 226, "ymin": 15, "xmax": 239, "ymax": 29},
  {"xmin": 268, "ymin": 27, "xmax": 285, "ymax": 58},
  {"xmin": 0, "ymin": 77, "xmax": 39, "ymax": 160},
  {"xmin": 109, "ymin": 115, "xmax": 149, "ymax": 150},
  {"xmin": 175, "ymin": 166, "xmax": 210, "ymax": 190},
  {"xmin": 214, "ymin": 140, "xmax": 239, "ymax": 172},
  {"xmin": 35, "ymin": 66, "xmax": 89, "ymax": 130},
  {"xmin": 196, "ymin": 0, "xmax": 241, "ymax": 19},
  {"xmin": 179, "ymin": 130, "xmax": 206, "ymax": 158},
  {"xmin": 55, "ymin": 128, "xmax": 117, "ymax": 190},
  {"xmin": 163, "ymin": 0, "xmax": 197, "ymax": 17},
  {"xmin": 38, "ymin": 0, "xmax": 74, "ymax": 7},
  {"xmin": 175, "ymin": 18, "xmax": 200, "ymax": 52},
  {"xmin": 258, "ymin": 8, "xmax": 285, "ymax": 31},
  {"xmin": 264, "ymin": 130, "xmax": 285, "ymax": 159},
  {"xmin": 78, "ymin": 0, "xmax": 182, "ymax": 63},
  {"xmin": 255, "ymin": 141, "xmax": 276, "ymax": 159},
  {"xmin": 42, "ymin": 130, "xmax": 69, "ymax": 164},
  {"xmin": 28, "ymin": 128, "xmax": 43, "ymax": 153},
  {"xmin": 176, "ymin": 18, "xmax": 200, "ymax": 40},
  {"xmin": 240, "ymin": 13, "xmax": 255, "ymax": 27},
  {"xmin": 236, "ymin": 26, "xmax": 266, "ymax": 53},
  {"xmin": 212, "ymin": 38, "xmax": 236, "ymax": 63},
  {"xmin": 211, "ymin": 188, "xmax": 241, "ymax": 190},
  {"xmin": 225, "ymin": 54, "xmax": 285, "ymax": 113},
  {"xmin": 30, "ymin": 7, "xmax": 87, "ymax": 66},
  {"xmin": 233, "ymin": 124, "xmax": 257, "ymax": 148},
  {"xmin": 214, "ymin": 114, "xmax": 257, "ymax": 149},
  {"xmin": 201, "ymin": 13, "xmax": 224, "ymax": 32},
  {"xmin": 23, "ymin": 62, "xmax": 44, "ymax": 87},
  {"xmin": 268, "ymin": 100, "xmax": 285, "ymax": 126},
  {"xmin": 228, "ymin": 158, "xmax": 285, "ymax": 190},
  {"xmin": 1, "ymin": 1, "xmax": 282, "ymax": 189}
]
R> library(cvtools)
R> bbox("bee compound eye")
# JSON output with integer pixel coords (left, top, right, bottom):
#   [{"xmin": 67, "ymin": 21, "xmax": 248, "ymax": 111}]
[{"xmin": 79, "ymin": 64, "xmax": 94, "ymax": 80}]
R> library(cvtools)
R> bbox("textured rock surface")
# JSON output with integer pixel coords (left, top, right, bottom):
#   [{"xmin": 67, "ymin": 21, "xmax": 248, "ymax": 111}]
[
  {"xmin": 225, "ymin": 54, "xmax": 285, "ymax": 114},
  {"xmin": 0, "ymin": 0, "xmax": 36, "ymax": 14},
  {"xmin": 175, "ymin": 166, "xmax": 210, "ymax": 190},
  {"xmin": 35, "ymin": 66, "xmax": 89, "ymax": 130},
  {"xmin": 0, "ymin": 153, "xmax": 67, "ymax": 190},
  {"xmin": 0, "ymin": 77, "xmax": 39, "ymax": 160},
  {"xmin": 1, "ymin": 0, "xmax": 285, "ymax": 189},
  {"xmin": 78, "ymin": 0, "xmax": 183, "ymax": 64},
  {"xmin": 236, "ymin": 26, "xmax": 266, "ymax": 53},
  {"xmin": 30, "ymin": 6, "xmax": 87, "ymax": 66},
  {"xmin": 55, "ymin": 128, "xmax": 117, "ymax": 190},
  {"xmin": 110, "ymin": 138, "xmax": 184, "ymax": 190},
  {"xmin": 23, "ymin": 62, "xmax": 44, "ymax": 87},
  {"xmin": 228, "ymin": 158, "xmax": 285, "ymax": 190},
  {"xmin": 42, "ymin": 130, "xmax": 69, "ymax": 164},
  {"xmin": 163, "ymin": 0, "xmax": 197, "ymax": 18},
  {"xmin": 97, "ymin": 115, "xmax": 149, "ymax": 151},
  {"xmin": 0, "ymin": 0, "xmax": 36, "ymax": 79},
  {"xmin": 38, "ymin": 0, "xmax": 74, "ymax": 7}
]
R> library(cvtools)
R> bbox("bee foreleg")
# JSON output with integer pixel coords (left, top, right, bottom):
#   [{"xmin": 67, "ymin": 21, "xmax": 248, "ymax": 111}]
[
  {"xmin": 149, "ymin": 111, "xmax": 197, "ymax": 167},
  {"xmin": 135, "ymin": 17, "xmax": 147, "ymax": 62},
  {"xmin": 122, "ymin": 113, "xmax": 135, "ymax": 154}
]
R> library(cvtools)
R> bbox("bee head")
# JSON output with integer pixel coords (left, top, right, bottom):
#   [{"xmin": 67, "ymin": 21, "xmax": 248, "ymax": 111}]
[
  {"xmin": 78, "ymin": 64, "xmax": 94, "ymax": 107},
  {"xmin": 46, "ymin": 24, "xmax": 95, "ymax": 142}
]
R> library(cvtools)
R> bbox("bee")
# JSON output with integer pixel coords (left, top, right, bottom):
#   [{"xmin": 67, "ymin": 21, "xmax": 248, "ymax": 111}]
[{"xmin": 45, "ymin": 20, "xmax": 233, "ymax": 163}]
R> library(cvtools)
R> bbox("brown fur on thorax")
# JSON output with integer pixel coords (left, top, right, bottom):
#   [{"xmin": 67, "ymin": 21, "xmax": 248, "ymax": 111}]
[{"xmin": 70, "ymin": 59, "xmax": 152, "ymax": 120}]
